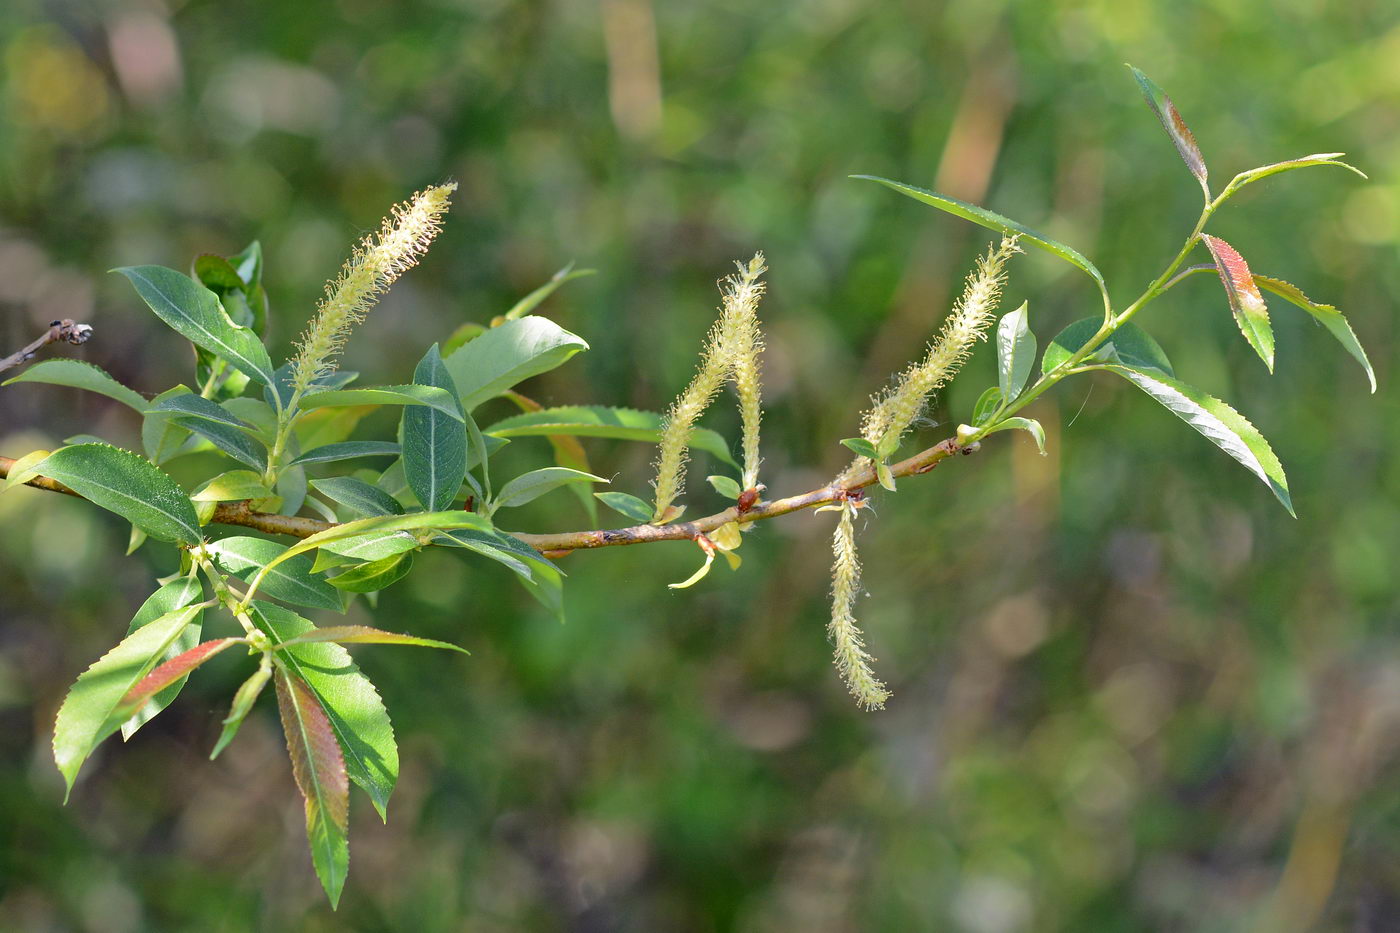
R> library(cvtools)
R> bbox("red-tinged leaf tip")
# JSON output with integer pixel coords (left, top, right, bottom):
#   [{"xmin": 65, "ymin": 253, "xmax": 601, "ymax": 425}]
[
  {"xmin": 1202, "ymin": 235, "xmax": 1274, "ymax": 371},
  {"xmin": 1127, "ymin": 65, "xmax": 1209, "ymax": 192},
  {"xmin": 118, "ymin": 638, "xmax": 239, "ymax": 714}
]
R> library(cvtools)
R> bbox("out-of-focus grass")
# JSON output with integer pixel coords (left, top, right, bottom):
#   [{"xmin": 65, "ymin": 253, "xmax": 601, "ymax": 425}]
[{"xmin": 1, "ymin": 0, "xmax": 1397, "ymax": 929}]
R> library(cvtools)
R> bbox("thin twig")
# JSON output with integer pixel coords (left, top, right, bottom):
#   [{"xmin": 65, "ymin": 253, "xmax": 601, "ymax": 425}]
[
  {"xmin": 0, "ymin": 319, "xmax": 94, "ymax": 375},
  {"xmin": 0, "ymin": 438, "xmax": 974, "ymax": 553}
]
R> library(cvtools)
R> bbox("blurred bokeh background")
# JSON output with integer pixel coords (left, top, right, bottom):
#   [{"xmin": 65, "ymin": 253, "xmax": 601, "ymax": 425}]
[{"xmin": 1, "ymin": 0, "xmax": 1397, "ymax": 929}]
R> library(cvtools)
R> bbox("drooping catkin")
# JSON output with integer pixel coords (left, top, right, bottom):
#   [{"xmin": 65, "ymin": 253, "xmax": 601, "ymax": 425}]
[
  {"xmin": 652, "ymin": 253, "xmax": 767, "ymax": 521},
  {"xmin": 290, "ymin": 183, "xmax": 457, "ymax": 399},
  {"xmin": 829, "ymin": 498, "xmax": 889, "ymax": 710},
  {"xmin": 839, "ymin": 236, "xmax": 1018, "ymax": 483}
]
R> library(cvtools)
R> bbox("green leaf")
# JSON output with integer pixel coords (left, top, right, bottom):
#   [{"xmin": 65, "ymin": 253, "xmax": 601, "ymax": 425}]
[
  {"xmin": 443, "ymin": 315, "xmax": 589, "ymax": 412},
  {"xmin": 1221, "ymin": 153, "xmax": 1366, "ymax": 201},
  {"xmin": 485, "ymin": 405, "xmax": 738, "ymax": 468},
  {"xmin": 147, "ymin": 392, "xmax": 259, "ymax": 432},
  {"xmin": 273, "ymin": 665, "xmax": 350, "ymax": 908},
  {"xmin": 191, "ymin": 470, "xmax": 274, "ymax": 503},
  {"xmin": 297, "ymin": 385, "xmax": 465, "ymax": 422},
  {"xmin": 3, "ymin": 449, "xmax": 51, "ymax": 492},
  {"xmin": 503, "ymin": 262, "xmax": 596, "ymax": 320},
  {"xmin": 1042, "ymin": 318, "xmax": 1173, "ymax": 376},
  {"xmin": 491, "ymin": 467, "xmax": 607, "ymax": 512},
  {"xmin": 245, "ymin": 510, "xmax": 491, "ymax": 601},
  {"xmin": 875, "ymin": 459, "xmax": 896, "ymax": 492},
  {"xmin": 52, "ymin": 604, "xmax": 202, "ymax": 797},
  {"xmin": 1128, "ymin": 65, "xmax": 1209, "ymax": 195},
  {"xmin": 1202, "ymin": 235, "xmax": 1274, "ymax": 372},
  {"xmin": 208, "ymin": 536, "xmax": 346, "ymax": 612},
  {"xmin": 840, "ymin": 437, "xmax": 879, "ymax": 460},
  {"xmin": 319, "ymin": 530, "xmax": 421, "ymax": 563},
  {"xmin": 442, "ymin": 321, "xmax": 486, "ymax": 356},
  {"xmin": 971, "ymin": 386, "xmax": 1004, "ymax": 427},
  {"xmin": 35, "ymin": 443, "xmax": 202, "ymax": 545},
  {"xmin": 1095, "ymin": 363, "xmax": 1293, "ymax": 515},
  {"xmin": 594, "ymin": 491, "xmax": 654, "ymax": 523},
  {"xmin": 221, "ymin": 397, "xmax": 279, "ymax": 438},
  {"xmin": 707, "ymin": 474, "xmax": 742, "ymax": 499},
  {"xmin": 171, "ymin": 415, "xmax": 268, "ymax": 472},
  {"xmin": 437, "ymin": 529, "xmax": 564, "ymax": 621},
  {"xmin": 996, "ymin": 301, "xmax": 1036, "ymax": 400},
  {"xmin": 851, "ymin": 175, "xmax": 1110, "ymax": 310},
  {"xmin": 142, "ymin": 386, "xmax": 196, "ymax": 465},
  {"xmin": 114, "ymin": 266, "xmax": 276, "ymax": 388},
  {"xmin": 277, "ymin": 624, "xmax": 466, "ymax": 654},
  {"xmin": 210, "ymin": 662, "xmax": 271, "ymax": 759},
  {"xmin": 1255, "ymin": 276, "xmax": 1376, "ymax": 392},
  {"xmin": 291, "ymin": 442, "xmax": 401, "ymax": 466},
  {"xmin": 309, "ymin": 476, "xmax": 405, "ymax": 518},
  {"xmin": 2, "ymin": 359, "xmax": 147, "ymax": 411},
  {"xmin": 120, "ymin": 578, "xmax": 205, "ymax": 740},
  {"xmin": 403, "ymin": 344, "xmax": 467, "ymax": 511},
  {"xmin": 251, "ymin": 602, "xmax": 396, "ymax": 822},
  {"xmin": 326, "ymin": 552, "xmax": 415, "ymax": 593},
  {"xmin": 983, "ymin": 416, "xmax": 1046, "ymax": 454}
]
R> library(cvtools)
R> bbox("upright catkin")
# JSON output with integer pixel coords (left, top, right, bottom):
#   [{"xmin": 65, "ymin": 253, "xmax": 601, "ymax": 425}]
[
  {"xmin": 829, "ymin": 498, "xmax": 889, "ymax": 710},
  {"xmin": 840, "ymin": 236, "xmax": 1019, "ymax": 483},
  {"xmin": 290, "ymin": 184, "xmax": 457, "ymax": 400},
  {"xmin": 652, "ymin": 253, "xmax": 767, "ymax": 521}
]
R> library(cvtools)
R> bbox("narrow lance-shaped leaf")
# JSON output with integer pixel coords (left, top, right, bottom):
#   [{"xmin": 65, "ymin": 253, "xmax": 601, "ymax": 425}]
[
  {"xmin": 1220, "ymin": 153, "xmax": 1366, "ymax": 201},
  {"xmin": 402, "ymin": 344, "xmax": 467, "ymax": 511},
  {"xmin": 1042, "ymin": 318, "xmax": 1174, "ymax": 376},
  {"xmin": 207, "ymin": 536, "xmax": 346, "ymax": 612},
  {"xmin": 250, "ymin": 602, "xmax": 397, "ymax": 820},
  {"xmin": 114, "ymin": 266, "xmax": 277, "ymax": 388},
  {"xmin": 442, "ymin": 315, "xmax": 590, "ymax": 412},
  {"xmin": 1128, "ymin": 65, "xmax": 1209, "ymax": 196},
  {"xmin": 595, "ymin": 491, "xmax": 655, "ymax": 523},
  {"xmin": 996, "ymin": 301, "xmax": 1035, "ymax": 400},
  {"xmin": 2, "ymin": 359, "xmax": 147, "ymax": 411},
  {"xmin": 116, "ymin": 639, "xmax": 241, "ymax": 716},
  {"xmin": 276, "ymin": 625, "xmax": 468, "ymax": 653},
  {"xmin": 290, "ymin": 441, "xmax": 400, "ymax": 466},
  {"xmin": 1255, "ymin": 276, "xmax": 1376, "ymax": 392},
  {"xmin": 52, "ymin": 604, "xmax": 202, "ymax": 797},
  {"xmin": 120, "ymin": 577, "xmax": 205, "ymax": 740},
  {"xmin": 503, "ymin": 262, "xmax": 596, "ymax": 320},
  {"xmin": 211, "ymin": 661, "xmax": 272, "ymax": 760},
  {"xmin": 982, "ymin": 417, "xmax": 1047, "ymax": 455},
  {"xmin": 1202, "ymin": 235, "xmax": 1274, "ymax": 372},
  {"xmin": 274, "ymin": 665, "xmax": 350, "ymax": 909},
  {"xmin": 308, "ymin": 476, "xmax": 405, "ymax": 518},
  {"xmin": 35, "ymin": 444, "xmax": 202, "ymax": 545},
  {"xmin": 851, "ymin": 175, "xmax": 1111, "ymax": 313},
  {"xmin": 485, "ymin": 405, "xmax": 738, "ymax": 468},
  {"xmin": 326, "ymin": 552, "xmax": 415, "ymax": 593},
  {"xmin": 490, "ymin": 467, "xmax": 607, "ymax": 512},
  {"xmin": 296, "ymin": 385, "xmax": 466, "ymax": 421},
  {"xmin": 1094, "ymin": 363, "xmax": 1293, "ymax": 516}
]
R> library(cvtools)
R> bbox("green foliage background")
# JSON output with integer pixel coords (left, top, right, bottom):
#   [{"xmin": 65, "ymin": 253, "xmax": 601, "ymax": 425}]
[{"xmin": 1, "ymin": 0, "xmax": 1397, "ymax": 929}]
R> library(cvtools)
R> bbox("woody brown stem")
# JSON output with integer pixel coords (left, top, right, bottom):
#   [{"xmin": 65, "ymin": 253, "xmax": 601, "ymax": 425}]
[
  {"xmin": 0, "ymin": 319, "xmax": 94, "ymax": 375},
  {"xmin": 0, "ymin": 438, "xmax": 970, "ymax": 552}
]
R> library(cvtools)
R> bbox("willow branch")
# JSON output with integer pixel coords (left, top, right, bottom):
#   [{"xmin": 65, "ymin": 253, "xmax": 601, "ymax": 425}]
[
  {"xmin": 0, "ymin": 319, "xmax": 94, "ymax": 375},
  {"xmin": 0, "ymin": 437, "xmax": 973, "ymax": 554}
]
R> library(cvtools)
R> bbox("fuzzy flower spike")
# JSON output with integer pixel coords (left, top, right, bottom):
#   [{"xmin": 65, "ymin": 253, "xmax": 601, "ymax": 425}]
[
  {"xmin": 289, "ymin": 183, "xmax": 457, "ymax": 401},
  {"xmin": 652, "ymin": 253, "xmax": 767, "ymax": 522}
]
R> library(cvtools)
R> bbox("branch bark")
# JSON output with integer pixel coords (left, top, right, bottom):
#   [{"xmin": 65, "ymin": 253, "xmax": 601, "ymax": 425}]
[
  {"xmin": 0, "ymin": 438, "xmax": 973, "ymax": 553},
  {"xmin": 0, "ymin": 319, "xmax": 94, "ymax": 375}
]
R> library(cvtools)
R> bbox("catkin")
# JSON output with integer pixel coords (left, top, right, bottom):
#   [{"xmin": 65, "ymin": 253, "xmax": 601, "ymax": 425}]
[
  {"xmin": 290, "ymin": 183, "xmax": 457, "ymax": 399},
  {"xmin": 839, "ymin": 236, "xmax": 1018, "ymax": 483},
  {"xmin": 829, "ymin": 499, "xmax": 889, "ymax": 710},
  {"xmin": 652, "ymin": 253, "xmax": 767, "ymax": 521}
]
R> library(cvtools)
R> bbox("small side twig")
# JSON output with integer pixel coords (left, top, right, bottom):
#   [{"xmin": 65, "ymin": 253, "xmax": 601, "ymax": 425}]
[{"xmin": 0, "ymin": 319, "xmax": 94, "ymax": 375}]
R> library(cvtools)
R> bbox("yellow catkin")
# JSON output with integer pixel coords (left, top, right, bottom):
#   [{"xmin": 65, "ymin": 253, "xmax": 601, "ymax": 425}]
[
  {"xmin": 652, "ymin": 253, "xmax": 767, "ymax": 520},
  {"xmin": 838, "ymin": 236, "xmax": 1018, "ymax": 484},
  {"xmin": 290, "ymin": 183, "xmax": 457, "ymax": 399},
  {"xmin": 829, "ymin": 499, "xmax": 889, "ymax": 710}
]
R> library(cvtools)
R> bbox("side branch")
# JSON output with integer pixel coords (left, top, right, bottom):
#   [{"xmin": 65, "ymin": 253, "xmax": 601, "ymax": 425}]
[
  {"xmin": 0, "ymin": 438, "xmax": 972, "ymax": 553},
  {"xmin": 0, "ymin": 319, "xmax": 94, "ymax": 375}
]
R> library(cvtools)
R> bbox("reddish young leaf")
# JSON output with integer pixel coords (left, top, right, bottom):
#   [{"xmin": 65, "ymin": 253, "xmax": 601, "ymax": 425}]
[
  {"xmin": 1202, "ymin": 235, "xmax": 1275, "ymax": 371},
  {"xmin": 275, "ymin": 667, "xmax": 350, "ymax": 907},
  {"xmin": 117, "ymin": 638, "xmax": 241, "ymax": 716},
  {"xmin": 1129, "ymin": 65, "xmax": 1209, "ymax": 195},
  {"xmin": 276, "ymin": 625, "xmax": 468, "ymax": 654}
]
